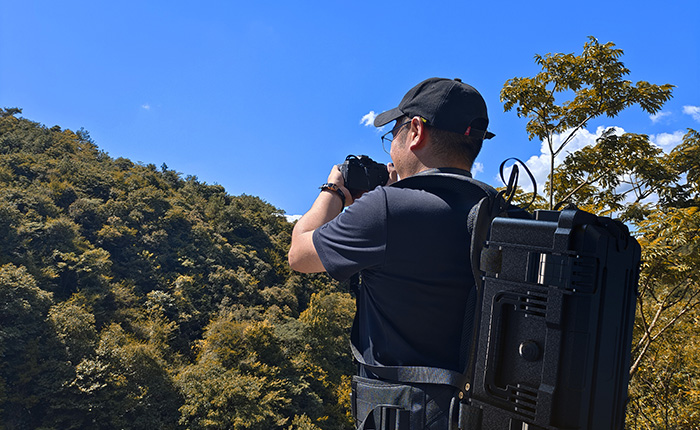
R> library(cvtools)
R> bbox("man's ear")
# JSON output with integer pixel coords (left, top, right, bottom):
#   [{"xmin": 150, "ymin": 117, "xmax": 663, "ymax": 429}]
[{"xmin": 407, "ymin": 116, "xmax": 428, "ymax": 150}]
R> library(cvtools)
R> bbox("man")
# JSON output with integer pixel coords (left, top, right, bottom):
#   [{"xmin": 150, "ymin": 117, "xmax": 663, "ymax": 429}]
[{"xmin": 288, "ymin": 77, "xmax": 496, "ymax": 429}]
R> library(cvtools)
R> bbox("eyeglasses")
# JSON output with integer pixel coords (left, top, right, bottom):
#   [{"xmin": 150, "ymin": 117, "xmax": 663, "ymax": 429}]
[{"xmin": 381, "ymin": 120, "xmax": 411, "ymax": 154}]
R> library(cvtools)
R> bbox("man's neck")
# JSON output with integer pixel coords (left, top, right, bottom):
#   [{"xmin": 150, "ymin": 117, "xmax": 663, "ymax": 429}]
[
  {"xmin": 415, "ymin": 167, "xmax": 473, "ymax": 178},
  {"xmin": 415, "ymin": 162, "xmax": 471, "ymax": 175}
]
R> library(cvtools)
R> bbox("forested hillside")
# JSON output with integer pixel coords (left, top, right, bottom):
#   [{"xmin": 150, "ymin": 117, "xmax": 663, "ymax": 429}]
[
  {"xmin": 0, "ymin": 108, "xmax": 355, "ymax": 430},
  {"xmin": 3, "ymin": 99, "xmax": 700, "ymax": 430}
]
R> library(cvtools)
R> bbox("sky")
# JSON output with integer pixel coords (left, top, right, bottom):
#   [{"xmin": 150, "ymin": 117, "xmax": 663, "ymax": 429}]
[{"xmin": 1, "ymin": 0, "xmax": 699, "ymax": 217}]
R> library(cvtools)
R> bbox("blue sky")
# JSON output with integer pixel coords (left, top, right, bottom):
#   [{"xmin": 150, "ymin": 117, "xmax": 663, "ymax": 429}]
[{"xmin": 1, "ymin": 0, "xmax": 698, "ymax": 216}]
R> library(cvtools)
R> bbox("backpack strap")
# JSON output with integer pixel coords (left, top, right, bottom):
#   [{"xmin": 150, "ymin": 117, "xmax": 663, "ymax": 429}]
[
  {"xmin": 356, "ymin": 405, "xmax": 410, "ymax": 430},
  {"xmin": 350, "ymin": 316, "xmax": 470, "ymax": 390},
  {"xmin": 393, "ymin": 171, "xmax": 505, "ymax": 294},
  {"xmin": 461, "ymin": 191, "xmax": 509, "ymax": 384}
]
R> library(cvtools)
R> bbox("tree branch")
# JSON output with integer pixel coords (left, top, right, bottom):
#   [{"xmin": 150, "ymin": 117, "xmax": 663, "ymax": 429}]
[
  {"xmin": 556, "ymin": 167, "xmax": 614, "ymax": 205},
  {"xmin": 630, "ymin": 278, "xmax": 700, "ymax": 378}
]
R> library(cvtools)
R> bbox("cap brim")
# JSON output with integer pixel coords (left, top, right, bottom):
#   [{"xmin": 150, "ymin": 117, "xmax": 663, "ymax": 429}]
[{"xmin": 373, "ymin": 107, "xmax": 403, "ymax": 127}]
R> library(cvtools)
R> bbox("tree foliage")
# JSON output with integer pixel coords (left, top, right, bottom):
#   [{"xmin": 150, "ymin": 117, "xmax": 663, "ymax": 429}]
[
  {"xmin": 0, "ymin": 108, "xmax": 354, "ymax": 429},
  {"xmin": 500, "ymin": 36, "xmax": 674, "ymax": 208},
  {"xmin": 502, "ymin": 38, "xmax": 699, "ymax": 429}
]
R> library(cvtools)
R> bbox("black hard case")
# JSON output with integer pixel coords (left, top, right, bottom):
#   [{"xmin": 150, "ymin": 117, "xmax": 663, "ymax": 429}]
[{"xmin": 469, "ymin": 208, "xmax": 640, "ymax": 430}]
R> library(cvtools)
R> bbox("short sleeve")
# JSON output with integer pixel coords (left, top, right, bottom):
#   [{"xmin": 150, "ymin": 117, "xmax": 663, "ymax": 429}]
[{"xmin": 312, "ymin": 188, "xmax": 388, "ymax": 281}]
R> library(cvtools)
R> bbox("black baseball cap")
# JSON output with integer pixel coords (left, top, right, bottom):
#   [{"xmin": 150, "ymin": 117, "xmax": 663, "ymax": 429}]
[{"xmin": 374, "ymin": 77, "xmax": 495, "ymax": 140}]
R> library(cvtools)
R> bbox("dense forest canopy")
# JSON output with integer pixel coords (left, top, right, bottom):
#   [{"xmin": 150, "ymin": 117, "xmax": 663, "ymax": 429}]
[{"xmin": 0, "ymin": 108, "xmax": 354, "ymax": 430}]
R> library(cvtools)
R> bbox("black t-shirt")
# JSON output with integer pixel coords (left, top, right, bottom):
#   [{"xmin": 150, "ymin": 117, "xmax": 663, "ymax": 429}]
[{"xmin": 313, "ymin": 170, "xmax": 483, "ymax": 372}]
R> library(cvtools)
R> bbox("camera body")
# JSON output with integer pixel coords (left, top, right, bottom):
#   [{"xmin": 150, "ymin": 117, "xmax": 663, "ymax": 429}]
[{"xmin": 339, "ymin": 155, "xmax": 389, "ymax": 198}]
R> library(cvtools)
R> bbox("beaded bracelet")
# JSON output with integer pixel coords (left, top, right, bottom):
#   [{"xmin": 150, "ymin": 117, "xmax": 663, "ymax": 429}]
[{"xmin": 319, "ymin": 183, "xmax": 346, "ymax": 207}]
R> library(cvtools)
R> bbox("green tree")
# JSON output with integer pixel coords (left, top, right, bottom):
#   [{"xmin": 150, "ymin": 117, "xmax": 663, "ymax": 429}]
[
  {"xmin": 297, "ymin": 292, "xmax": 355, "ymax": 428},
  {"xmin": 500, "ymin": 36, "xmax": 674, "ymax": 208},
  {"xmin": 0, "ymin": 263, "xmax": 60, "ymax": 429},
  {"xmin": 287, "ymin": 414, "xmax": 323, "ymax": 430},
  {"xmin": 176, "ymin": 312, "xmax": 294, "ymax": 430},
  {"xmin": 627, "ymin": 312, "xmax": 700, "ymax": 429},
  {"xmin": 501, "ymin": 38, "xmax": 699, "ymax": 428},
  {"xmin": 48, "ymin": 299, "xmax": 98, "ymax": 362}
]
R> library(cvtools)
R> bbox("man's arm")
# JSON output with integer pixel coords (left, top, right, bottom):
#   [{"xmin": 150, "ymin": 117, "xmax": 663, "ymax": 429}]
[{"xmin": 288, "ymin": 166, "xmax": 351, "ymax": 273}]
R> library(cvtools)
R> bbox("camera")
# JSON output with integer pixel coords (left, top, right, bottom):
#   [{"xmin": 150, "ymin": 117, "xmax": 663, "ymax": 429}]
[{"xmin": 339, "ymin": 155, "xmax": 389, "ymax": 198}]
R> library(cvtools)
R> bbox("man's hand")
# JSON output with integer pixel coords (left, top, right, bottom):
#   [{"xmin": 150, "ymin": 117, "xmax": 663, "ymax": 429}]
[
  {"xmin": 327, "ymin": 165, "xmax": 353, "ymax": 207},
  {"xmin": 386, "ymin": 162, "xmax": 399, "ymax": 186}
]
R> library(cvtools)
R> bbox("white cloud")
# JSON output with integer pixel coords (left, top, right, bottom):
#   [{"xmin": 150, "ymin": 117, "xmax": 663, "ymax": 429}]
[
  {"xmin": 471, "ymin": 162, "xmax": 484, "ymax": 178},
  {"xmin": 141, "ymin": 104, "xmax": 151, "ymax": 110},
  {"xmin": 651, "ymin": 130, "xmax": 685, "ymax": 153},
  {"xmin": 284, "ymin": 214, "xmax": 302, "ymax": 223},
  {"xmin": 501, "ymin": 126, "xmax": 617, "ymax": 194},
  {"xmin": 493, "ymin": 127, "xmax": 688, "ymax": 208},
  {"xmin": 650, "ymin": 111, "xmax": 672, "ymax": 123},
  {"xmin": 683, "ymin": 105, "xmax": 700, "ymax": 122},
  {"xmin": 360, "ymin": 111, "xmax": 377, "ymax": 127}
]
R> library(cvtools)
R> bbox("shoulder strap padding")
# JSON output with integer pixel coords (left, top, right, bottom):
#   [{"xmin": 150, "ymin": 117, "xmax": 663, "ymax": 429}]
[{"xmin": 392, "ymin": 172, "xmax": 508, "ymax": 287}]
